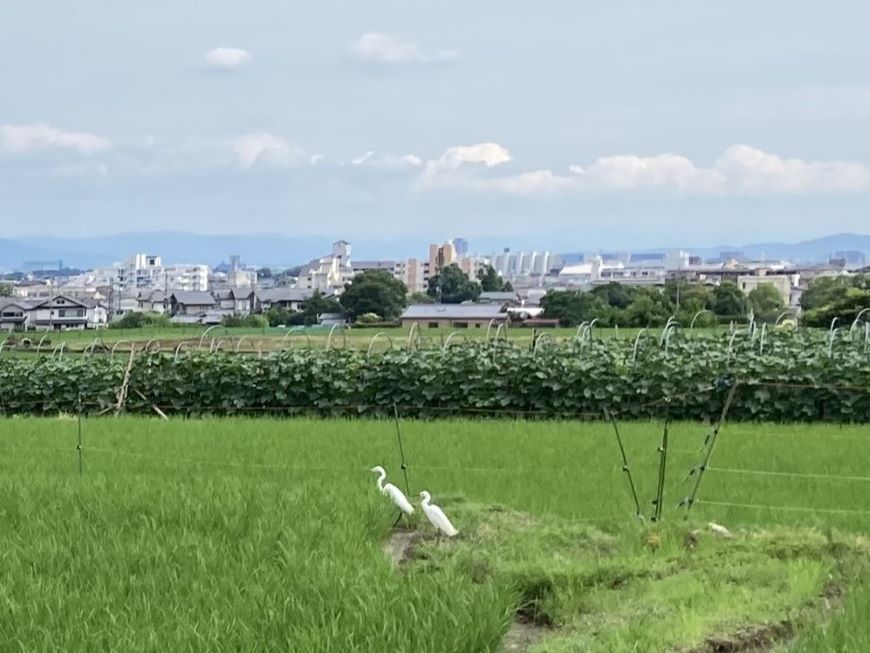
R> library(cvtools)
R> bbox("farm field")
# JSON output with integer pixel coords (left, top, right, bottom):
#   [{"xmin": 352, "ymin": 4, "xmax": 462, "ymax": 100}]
[
  {"xmin": 0, "ymin": 323, "xmax": 735, "ymax": 355},
  {"xmin": 1, "ymin": 416, "xmax": 868, "ymax": 651}
]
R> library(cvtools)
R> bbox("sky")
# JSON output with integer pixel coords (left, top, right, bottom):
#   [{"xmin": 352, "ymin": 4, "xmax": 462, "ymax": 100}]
[{"xmin": 1, "ymin": 0, "xmax": 869, "ymax": 249}]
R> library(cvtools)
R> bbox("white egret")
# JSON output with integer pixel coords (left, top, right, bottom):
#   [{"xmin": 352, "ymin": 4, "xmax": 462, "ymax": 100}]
[
  {"xmin": 369, "ymin": 466, "xmax": 414, "ymax": 524},
  {"xmin": 419, "ymin": 491, "xmax": 459, "ymax": 537}
]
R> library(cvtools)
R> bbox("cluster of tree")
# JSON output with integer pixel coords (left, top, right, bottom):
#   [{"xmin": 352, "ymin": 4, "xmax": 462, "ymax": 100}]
[
  {"xmin": 427, "ymin": 264, "xmax": 481, "ymax": 304},
  {"xmin": 799, "ymin": 274, "xmax": 869, "ymax": 327},
  {"xmin": 221, "ymin": 314, "xmax": 268, "ymax": 328},
  {"xmin": 476, "ymin": 265, "xmax": 513, "ymax": 292},
  {"xmin": 0, "ymin": 282, "xmax": 12, "ymax": 297},
  {"xmin": 264, "ymin": 291, "xmax": 343, "ymax": 327},
  {"xmin": 339, "ymin": 270, "xmax": 407, "ymax": 321},
  {"xmin": 541, "ymin": 280, "xmax": 785, "ymax": 327},
  {"xmin": 109, "ymin": 311, "xmax": 172, "ymax": 329}
]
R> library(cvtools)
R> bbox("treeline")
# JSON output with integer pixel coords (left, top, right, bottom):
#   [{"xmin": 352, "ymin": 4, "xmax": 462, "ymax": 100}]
[
  {"xmin": 799, "ymin": 274, "xmax": 869, "ymax": 327},
  {"xmin": 540, "ymin": 280, "xmax": 784, "ymax": 327}
]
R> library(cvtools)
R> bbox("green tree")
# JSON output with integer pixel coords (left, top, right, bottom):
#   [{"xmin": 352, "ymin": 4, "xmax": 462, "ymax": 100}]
[
  {"xmin": 591, "ymin": 282, "xmax": 636, "ymax": 310},
  {"xmin": 747, "ymin": 283, "xmax": 785, "ymax": 321},
  {"xmin": 800, "ymin": 276, "xmax": 856, "ymax": 312},
  {"xmin": 621, "ymin": 288, "xmax": 673, "ymax": 327},
  {"xmin": 427, "ymin": 264, "xmax": 481, "ymax": 304},
  {"xmin": 476, "ymin": 265, "xmax": 511, "ymax": 292},
  {"xmin": 408, "ymin": 291, "xmax": 436, "ymax": 304},
  {"xmin": 110, "ymin": 312, "xmax": 171, "ymax": 329},
  {"xmin": 711, "ymin": 282, "xmax": 747, "ymax": 318},
  {"xmin": 257, "ymin": 267, "xmax": 272, "ymax": 279},
  {"xmin": 0, "ymin": 282, "xmax": 12, "ymax": 297},
  {"xmin": 340, "ymin": 270, "xmax": 407, "ymax": 321},
  {"xmin": 540, "ymin": 290, "xmax": 610, "ymax": 326},
  {"xmin": 222, "ymin": 314, "xmax": 268, "ymax": 328}
]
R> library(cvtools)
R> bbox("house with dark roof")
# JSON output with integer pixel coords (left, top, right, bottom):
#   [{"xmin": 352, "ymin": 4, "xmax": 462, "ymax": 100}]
[
  {"xmin": 255, "ymin": 288, "xmax": 315, "ymax": 312},
  {"xmin": 0, "ymin": 298, "xmax": 35, "ymax": 331},
  {"xmin": 169, "ymin": 291, "xmax": 216, "ymax": 317},
  {"xmin": 213, "ymin": 287, "xmax": 256, "ymax": 314},
  {"xmin": 28, "ymin": 295, "xmax": 107, "ymax": 330},
  {"xmin": 400, "ymin": 303, "xmax": 508, "ymax": 329}
]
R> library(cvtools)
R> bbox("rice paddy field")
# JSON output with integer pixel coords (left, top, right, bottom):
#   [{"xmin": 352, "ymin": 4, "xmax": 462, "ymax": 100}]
[{"xmin": 0, "ymin": 416, "xmax": 868, "ymax": 651}]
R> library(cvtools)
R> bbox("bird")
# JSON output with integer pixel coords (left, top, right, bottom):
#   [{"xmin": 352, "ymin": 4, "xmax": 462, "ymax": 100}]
[
  {"xmin": 419, "ymin": 491, "xmax": 459, "ymax": 537},
  {"xmin": 369, "ymin": 466, "xmax": 415, "ymax": 518}
]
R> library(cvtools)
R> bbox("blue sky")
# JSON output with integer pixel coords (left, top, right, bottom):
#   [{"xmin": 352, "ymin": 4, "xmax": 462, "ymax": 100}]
[{"xmin": 1, "ymin": 1, "xmax": 869, "ymax": 248}]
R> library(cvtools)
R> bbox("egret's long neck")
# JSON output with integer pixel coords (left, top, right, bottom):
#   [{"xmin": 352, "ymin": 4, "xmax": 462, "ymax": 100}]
[
  {"xmin": 421, "ymin": 493, "xmax": 430, "ymax": 507},
  {"xmin": 376, "ymin": 470, "xmax": 387, "ymax": 492}
]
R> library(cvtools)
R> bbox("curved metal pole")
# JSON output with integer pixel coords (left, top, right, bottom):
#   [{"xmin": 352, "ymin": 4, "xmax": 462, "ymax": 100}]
[
  {"xmin": 533, "ymin": 332, "xmax": 552, "ymax": 354},
  {"xmin": 727, "ymin": 329, "xmax": 743, "ymax": 361},
  {"xmin": 631, "ymin": 328, "xmax": 648, "ymax": 367},
  {"xmin": 407, "ymin": 322, "xmax": 421, "ymax": 350},
  {"xmin": 774, "ymin": 309, "xmax": 797, "ymax": 327},
  {"xmin": 849, "ymin": 308, "xmax": 870, "ymax": 335},
  {"xmin": 484, "ymin": 319, "xmax": 496, "ymax": 344},
  {"xmin": 325, "ymin": 323, "xmax": 349, "ymax": 350},
  {"xmin": 494, "ymin": 322, "xmax": 508, "ymax": 344},
  {"xmin": 759, "ymin": 323, "xmax": 767, "ymax": 355},
  {"xmin": 211, "ymin": 339, "xmax": 227, "ymax": 354},
  {"xmin": 367, "ymin": 332, "xmax": 394, "ymax": 356},
  {"xmin": 174, "ymin": 342, "xmax": 189, "ymax": 361},
  {"xmin": 689, "ymin": 310, "xmax": 712, "ymax": 329},
  {"xmin": 575, "ymin": 321, "xmax": 589, "ymax": 341},
  {"xmin": 442, "ymin": 331, "xmax": 466, "ymax": 350},
  {"xmin": 234, "ymin": 336, "xmax": 250, "ymax": 353},
  {"xmin": 36, "ymin": 334, "xmax": 50, "ymax": 356},
  {"xmin": 84, "ymin": 337, "xmax": 106, "ymax": 356},
  {"xmin": 0, "ymin": 339, "xmax": 5, "ymax": 354},
  {"xmin": 198, "ymin": 325, "xmax": 226, "ymax": 348},
  {"xmin": 664, "ymin": 325, "xmax": 678, "ymax": 352},
  {"xmin": 143, "ymin": 338, "xmax": 160, "ymax": 353},
  {"xmin": 52, "ymin": 342, "xmax": 68, "ymax": 359},
  {"xmin": 110, "ymin": 340, "xmax": 129, "ymax": 360},
  {"xmin": 587, "ymin": 318, "xmax": 600, "ymax": 342},
  {"xmin": 660, "ymin": 317, "xmax": 678, "ymax": 345}
]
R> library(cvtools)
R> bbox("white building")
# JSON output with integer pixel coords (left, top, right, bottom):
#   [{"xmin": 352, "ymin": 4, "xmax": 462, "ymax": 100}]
[
  {"xmin": 28, "ymin": 295, "xmax": 108, "ymax": 330},
  {"xmin": 303, "ymin": 241, "xmax": 354, "ymax": 293}
]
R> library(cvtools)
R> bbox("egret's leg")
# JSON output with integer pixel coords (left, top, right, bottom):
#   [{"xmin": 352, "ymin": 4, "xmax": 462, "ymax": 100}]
[{"xmin": 392, "ymin": 511, "xmax": 404, "ymax": 528}]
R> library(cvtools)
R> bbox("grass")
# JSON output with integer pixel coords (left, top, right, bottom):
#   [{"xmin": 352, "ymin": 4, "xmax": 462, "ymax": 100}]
[
  {"xmin": 0, "ymin": 324, "xmax": 735, "ymax": 355},
  {"xmin": 0, "ymin": 417, "xmax": 867, "ymax": 650}
]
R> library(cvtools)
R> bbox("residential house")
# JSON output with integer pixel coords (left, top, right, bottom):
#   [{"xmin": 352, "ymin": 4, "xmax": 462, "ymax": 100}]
[
  {"xmin": 169, "ymin": 291, "xmax": 216, "ymax": 317},
  {"xmin": 137, "ymin": 290, "xmax": 168, "ymax": 313},
  {"xmin": 318, "ymin": 313, "xmax": 347, "ymax": 327},
  {"xmin": 255, "ymin": 288, "xmax": 314, "ymax": 313},
  {"xmin": 28, "ymin": 295, "xmax": 107, "ymax": 330},
  {"xmin": 213, "ymin": 287, "xmax": 256, "ymax": 314},
  {"xmin": 400, "ymin": 303, "xmax": 508, "ymax": 329},
  {"xmin": 737, "ymin": 274, "xmax": 794, "ymax": 307},
  {"xmin": 0, "ymin": 298, "xmax": 34, "ymax": 331}
]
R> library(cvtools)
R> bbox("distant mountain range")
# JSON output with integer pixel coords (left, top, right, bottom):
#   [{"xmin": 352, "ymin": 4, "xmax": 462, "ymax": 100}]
[{"xmin": 1, "ymin": 231, "xmax": 868, "ymax": 271}]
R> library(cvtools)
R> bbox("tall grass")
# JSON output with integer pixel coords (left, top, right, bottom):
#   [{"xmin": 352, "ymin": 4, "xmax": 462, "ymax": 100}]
[{"xmin": 0, "ymin": 417, "xmax": 867, "ymax": 650}]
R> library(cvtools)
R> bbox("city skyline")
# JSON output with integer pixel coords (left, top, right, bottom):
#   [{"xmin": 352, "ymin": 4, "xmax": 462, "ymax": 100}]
[{"xmin": 1, "ymin": 2, "xmax": 869, "ymax": 243}]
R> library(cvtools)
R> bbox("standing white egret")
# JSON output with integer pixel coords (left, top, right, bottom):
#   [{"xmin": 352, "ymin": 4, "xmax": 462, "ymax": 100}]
[
  {"xmin": 369, "ymin": 466, "xmax": 414, "ymax": 524},
  {"xmin": 419, "ymin": 491, "xmax": 459, "ymax": 537}
]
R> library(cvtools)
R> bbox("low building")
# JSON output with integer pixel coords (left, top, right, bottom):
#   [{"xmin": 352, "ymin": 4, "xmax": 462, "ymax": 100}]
[
  {"xmin": 256, "ymin": 288, "xmax": 314, "ymax": 312},
  {"xmin": 213, "ymin": 288, "xmax": 256, "ymax": 314},
  {"xmin": 28, "ymin": 295, "xmax": 107, "ymax": 330},
  {"xmin": 400, "ymin": 303, "xmax": 508, "ymax": 329},
  {"xmin": 478, "ymin": 291, "xmax": 519, "ymax": 305},
  {"xmin": 0, "ymin": 298, "xmax": 35, "ymax": 331},
  {"xmin": 169, "ymin": 291, "xmax": 216, "ymax": 317}
]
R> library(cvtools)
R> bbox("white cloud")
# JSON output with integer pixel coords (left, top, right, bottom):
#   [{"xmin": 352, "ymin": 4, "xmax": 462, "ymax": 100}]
[
  {"xmin": 351, "ymin": 33, "xmax": 457, "ymax": 64},
  {"xmin": 231, "ymin": 132, "xmax": 305, "ymax": 168},
  {"xmin": 204, "ymin": 47, "xmax": 252, "ymax": 70},
  {"xmin": 309, "ymin": 154, "xmax": 325, "ymax": 166},
  {"xmin": 350, "ymin": 151, "xmax": 422, "ymax": 169},
  {"xmin": 418, "ymin": 143, "xmax": 870, "ymax": 196},
  {"xmin": 0, "ymin": 123, "xmax": 111, "ymax": 154}
]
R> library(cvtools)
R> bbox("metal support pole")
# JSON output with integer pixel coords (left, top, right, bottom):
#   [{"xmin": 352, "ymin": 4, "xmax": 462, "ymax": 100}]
[
  {"xmin": 681, "ymin": 380, "xmax": 739, "ymax": 518},
  {"xmin": 392, "ymin": 404, "xmax": 411, "ymax": 498},
  {"xmin": 76, "ymin": 393, "xmax": 83, "ymax": 475},
  {"xmin": 652, "ymin": 416, "xmax": 669, "ymax": 522},
  {"xmin": 604, "ymin": 407, "xmax": 643, "ymax": 521}
]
